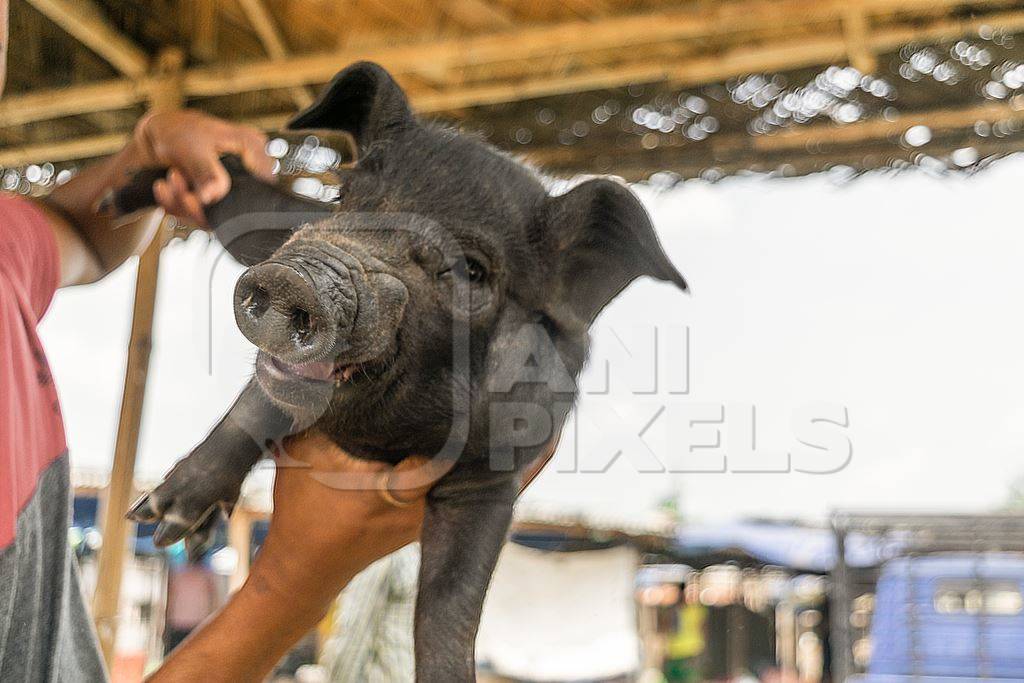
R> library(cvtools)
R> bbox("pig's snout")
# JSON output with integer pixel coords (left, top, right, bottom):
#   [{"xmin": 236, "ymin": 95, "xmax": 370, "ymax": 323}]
[{"xmin": 233, "ymin": 257, "xmax": 356, "ymax": 364}]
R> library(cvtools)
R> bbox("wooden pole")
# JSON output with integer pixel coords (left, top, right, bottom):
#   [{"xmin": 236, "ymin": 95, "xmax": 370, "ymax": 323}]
[
  {"xmin": 753, "ymin": 100, "xmax": 1024, "ymax": 151},
  {"xmin": 188, "ymin": 0, "xmax": 218, "ymax": 62},
  {"xmin": 24, "ymin": 0, "xmax": 149, "ymax": 76},
  {"xmin": 0, "ymin": 132, "xmax": 129, "ymax": 166},
  {"xmin": 0, "ymin": 78, "xmax": 143, "ymax": 128},
  {"xmin": 91, "ymin": 47, "xmax": 182, "ymax": 670},
  {"xmin": 842, "ymin": 2, "xmax": 878, "ymax": 74},
  {"xmin": 235, "ymin": 0, "xmax": 313, "ymax": 108},
  {"xmin": 227, "ymin": 508, "xmax": 252, "ymax": 593}
]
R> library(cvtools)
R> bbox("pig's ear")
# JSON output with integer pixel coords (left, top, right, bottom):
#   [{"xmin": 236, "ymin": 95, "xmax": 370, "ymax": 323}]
[
  {"xmin": 287, "ymin": 61, "xmax": 414, "ymax": 151},
  {"xmin": 544, "ymin": 178, "xmax": 687, "ymax": 325}
]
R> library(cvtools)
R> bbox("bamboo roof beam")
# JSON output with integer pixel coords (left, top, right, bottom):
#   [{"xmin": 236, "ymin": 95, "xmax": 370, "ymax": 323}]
[
  {"xmin": 332, "ymin": 3, "xmax": 387, "ymax": 51},
  {"xmin": 180, "ymin": 9, "xmax": 746, "ymax": 96},
  {"xmin": 559, "ymin": 0, "xmax": 611, "ymax": 19},
  {"xmin": 24, "ymin": 0, "xmax": 150, "ymax": 77},
  {"xmin": 178, "ymin": 8, "xmax": 1024, "ymax": 96},
  {"xmin": 3, "ymin": 4, "xmax": 1024, "ymax": 129},
  {"xmin": 409, "ymin": 35, "xmax": 855, "ymax": 112},
  {"xmin": 188, "ymin": 0, "xmax": 219, "ymax": 62},
  {"xmin": 444, "ymin": 0, "xmax": 515, "ymax": 31},
  {"xmin": 754, "ymin": 101, "xmax": 1024, "ymax": 151},
  {"xmin": 235, "ymin": 0, "xmax": 313, "ymax": 109},
  {"xmin": 525, "ymin": 133, "xmax": 1024, "ymax": 183},
  {"xmin": 409, "ymin": 10, "xmax": 1024, "ymax": 112},
  {"xmin": 525, "ymin": 101, "xmax": 1024, "ymax": 167},
  {"xmin": 0, "ymin": 78, "xmax": 144, "ymax": 127},
  {"xmin": 842, "ymin": 3, "xmax": 878, "ymax": 75},
  {"xmin": 0, "ymin": 132, "xmax": 128, "ymax": 166},
  {"xmin": 8, "ymin": 95, "xmax": 1023, "ymax": 171},
  {"xmin": 359, "ymin": 0, "xmax": 432, "ymax": 32}
]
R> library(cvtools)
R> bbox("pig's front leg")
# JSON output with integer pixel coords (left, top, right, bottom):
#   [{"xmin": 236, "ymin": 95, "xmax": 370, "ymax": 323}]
[
  {"xmin": 415, "ymin": 472, "xmax": 516, "ymax": 682},
  {"xmin": 128, "ymin": 379, "xmax": 294, "ymax": 554}
]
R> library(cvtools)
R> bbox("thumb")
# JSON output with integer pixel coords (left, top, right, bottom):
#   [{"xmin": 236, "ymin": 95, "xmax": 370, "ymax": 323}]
[
  {"xmin": 226, "ymin": 126, "xmax": 276, "ymax": 181},
  {"xmin": 183, "ymin": 154, "xmax": 232, "ymax": 205}
]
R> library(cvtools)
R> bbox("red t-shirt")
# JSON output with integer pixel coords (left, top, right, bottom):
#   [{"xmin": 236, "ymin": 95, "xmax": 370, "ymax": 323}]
[{"xmin": 0, "ymin": 194, "xmax": 66, "ymax": 550}]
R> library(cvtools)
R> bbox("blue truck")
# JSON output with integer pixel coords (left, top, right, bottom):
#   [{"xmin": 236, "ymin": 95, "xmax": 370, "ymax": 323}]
[{"xmin": 854, "ymin": 553, "xmax": 1024, "ymax": 682}]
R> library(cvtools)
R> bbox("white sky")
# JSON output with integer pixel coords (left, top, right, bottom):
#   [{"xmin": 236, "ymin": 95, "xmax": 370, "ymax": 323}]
[{"xmin": 38, "ymin": 158, "xmax": 1024, "ymax": 525}]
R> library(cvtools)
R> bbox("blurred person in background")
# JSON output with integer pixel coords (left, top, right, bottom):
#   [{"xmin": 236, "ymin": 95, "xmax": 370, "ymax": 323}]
[
  {"xmin": 662, "ymin": 585, "xmax": 707, "ymax": 683},
  {"xmin": 163, "ymin": 555, "xmax": 219, "ymax": 655},
  {"xmin": 320, "ymin": 543, "xmax": 420, "ymax": 682},
  {"xmin": 0, "ymin": 1, "xmax": 429, "ymax": 680}
]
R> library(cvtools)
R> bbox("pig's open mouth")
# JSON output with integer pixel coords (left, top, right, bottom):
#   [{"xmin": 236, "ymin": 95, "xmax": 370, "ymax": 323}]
[
  {"xmin": 268, "ymin": 356, "xmax": 362, "ymax": 383},
  {"xmin": 255, "ymin": 350, "xmax": 381, "ymax": 410}
]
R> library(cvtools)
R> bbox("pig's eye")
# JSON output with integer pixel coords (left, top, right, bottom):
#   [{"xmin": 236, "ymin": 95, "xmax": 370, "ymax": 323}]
[{"xmin": 446, "ymin": 257, "xmax": 488, "ymax": 284}]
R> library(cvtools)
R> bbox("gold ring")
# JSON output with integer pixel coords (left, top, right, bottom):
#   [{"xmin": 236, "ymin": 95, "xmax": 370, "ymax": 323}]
[{"xmin": 376, "ymin": 470, "xmax": 414, "ymax": 508}]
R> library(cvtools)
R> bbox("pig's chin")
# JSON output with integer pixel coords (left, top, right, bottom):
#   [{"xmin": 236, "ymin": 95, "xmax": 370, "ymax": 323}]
[{"xmin": 254, "ymin": 351, "xmax": 366, "ymax": 411}]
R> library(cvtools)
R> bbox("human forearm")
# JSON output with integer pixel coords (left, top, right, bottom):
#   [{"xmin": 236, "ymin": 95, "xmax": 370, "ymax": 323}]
[
  {"xmin": 40, "ymin": 139, "xmax": 163, "ymax": 285},
  {"xmin": 34, "ymin": 110, "xmax": 273, "ymax": 288},
  {"xmin": 153, "ymin": 529, "xmax": 411, "ymax": 682},
  {"xmin": 149, "ymin": 433, "xmax": 426, "ymax": 682},
  {"xmin": 148, "ymin": 567, "xmax": 336, "ymax": 682}
]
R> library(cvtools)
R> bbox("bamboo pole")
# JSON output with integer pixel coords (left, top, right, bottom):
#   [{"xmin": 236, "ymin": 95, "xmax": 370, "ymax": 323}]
[
  {"xmin": 4, "ymin": 90, "xmax": 1024, "ymax": 172},
  {"xmin": 1, "ymin": 83, "xmax": 1021, "ymax": 174},
  {"xmin": 0, "ymin": 132, "xmax": 128, "ymax": 166},
  {"xmin": 173, "ymin": 6, "xmax": 1024, "ymax": 97},
  {"xmin": 189, "ymin": 0, "xmax": 218, "ymax": 62},
  {"xmin": 3, "ymin": 1, "xmax": 1023, "ymax": 129},
  {"xmin": 91, "ymin": 47, "xmax": 183, "ymax": 670},
  {"xmin": 0, "ymin": 78, "xmax": 144, "ymax": 128},
  {"xmin": 235, "ymin": 0, "xmax": 313, "ymax": 108},
  {"xmin": 24, "ymin": 0, "xmax": 149, "ymax": 77},
  {"xmin": 227, "ymin": 508, "xmax": 252, "ymax": 593},
  {"xmin": 3, "ymin": 3, "xmax": 1024, "ymax": 171},
  {"xmin": 842, "ymin": 3, "xmax": 877, "ymax": 74},
  {"xmin": 753, "ymin": 100, "xmax": 1024, "ymax": 151},
  {"xmin": 444, "ymin": 0, "xmax": 514, "ymax": 30}
]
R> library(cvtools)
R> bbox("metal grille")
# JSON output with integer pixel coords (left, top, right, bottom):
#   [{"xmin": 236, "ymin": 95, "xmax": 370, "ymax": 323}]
[{"xmin": 830, "ymin": 512, "xmax": 1024, "ymax": 681}]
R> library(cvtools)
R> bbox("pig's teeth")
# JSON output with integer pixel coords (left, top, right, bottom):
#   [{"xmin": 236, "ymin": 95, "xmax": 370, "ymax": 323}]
[{"xmin": 330, "ymin": 364, "xmax": 359, "ymax": 383}]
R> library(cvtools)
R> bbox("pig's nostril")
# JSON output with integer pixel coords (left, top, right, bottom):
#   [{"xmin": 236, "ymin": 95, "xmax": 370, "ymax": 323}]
[
  {"xmin": 233, "ymin": 251, "xmax": 361, "ymax": 365},
  {"xmin": 289, "ymin": 307, "xmax": 317, "ymax": 346},
  {"xmin": 241, "ymin": 286, "xmax": 270, "ymax": 320}
]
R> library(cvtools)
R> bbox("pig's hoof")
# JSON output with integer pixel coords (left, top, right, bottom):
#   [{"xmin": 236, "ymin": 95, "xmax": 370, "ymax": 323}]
[
  {"xmin": 128, "ymin": 492, "xmax": 224, "ymax": 554},
  {"xmin": 127, "ymin": 461, "xmax": 244, "ymax": 554}
]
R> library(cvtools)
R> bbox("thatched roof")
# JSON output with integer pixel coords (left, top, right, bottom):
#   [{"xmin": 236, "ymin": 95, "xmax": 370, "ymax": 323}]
[{"xmin": 4, "ymin": 0, "xmax": 1024, "ymax": 186}]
